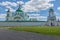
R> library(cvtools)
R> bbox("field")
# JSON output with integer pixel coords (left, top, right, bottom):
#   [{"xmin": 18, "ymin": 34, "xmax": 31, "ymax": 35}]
[{"xmin": 8, "ymin": 26, "xmax": 60, "ymax": 36}]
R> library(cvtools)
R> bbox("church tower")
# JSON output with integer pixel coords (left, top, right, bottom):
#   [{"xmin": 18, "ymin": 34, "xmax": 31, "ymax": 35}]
[
  {"xmin": 47, "ymin": 8, "xmax": 57, "ymax": 26},
  {"xmin": 6, "ymin": 8, "xmax": 10, "ymax": 21}
]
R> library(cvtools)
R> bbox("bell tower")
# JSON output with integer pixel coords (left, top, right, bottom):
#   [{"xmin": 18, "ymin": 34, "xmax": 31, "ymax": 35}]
[
  {"xmin": 47, "ymin": 8, "xmax": 57, "ymax": 26},
  {"xmin": 6, "ymin": 8, "xmax": 10, "ymax": 21}
]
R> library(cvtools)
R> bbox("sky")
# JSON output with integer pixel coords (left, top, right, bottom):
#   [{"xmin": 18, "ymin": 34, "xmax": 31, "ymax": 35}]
[{"xmin": 0, "ymin": 0, "xmax": 60, "ymax": 21}]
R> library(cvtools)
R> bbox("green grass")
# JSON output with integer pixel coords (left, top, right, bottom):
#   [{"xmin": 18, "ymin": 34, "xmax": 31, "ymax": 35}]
[{"xmin": 8, "ymin": 26, "xmax": 60, "ymax": 36}]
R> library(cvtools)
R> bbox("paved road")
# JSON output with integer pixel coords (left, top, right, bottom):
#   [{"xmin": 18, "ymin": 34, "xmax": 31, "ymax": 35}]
[{"xmin": 0, "ymin": 28, "xmax": 60, "ymax": 40}]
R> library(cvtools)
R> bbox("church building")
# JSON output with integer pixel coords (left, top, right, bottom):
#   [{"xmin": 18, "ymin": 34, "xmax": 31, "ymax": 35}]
[{"xmin": 6, "ymin": 4, "xmax": 30, "ymax": 21}]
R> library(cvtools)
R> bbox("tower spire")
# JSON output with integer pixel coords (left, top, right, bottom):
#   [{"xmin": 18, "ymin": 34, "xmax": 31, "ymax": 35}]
[
  {"xmin": 18, "ymin": 3, "xmax": 22, "ymax": 9},
  {"xmin": 7, "ymin": 8, "xmax": 10, "ymax": 12}
]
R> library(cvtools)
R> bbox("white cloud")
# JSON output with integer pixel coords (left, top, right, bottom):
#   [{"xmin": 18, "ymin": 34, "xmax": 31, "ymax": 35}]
[
  {"xmin": 0, "ymin": 1, "xmax": 17, "ymax": 12},
  {"xmin": 5, "ymin": 6, "xmax": 16, "ymax": 12},
  {"xmin": 23, "ymin": 0, "xmax": 55, "ymax": 12},
  {"xmin": 57, "ymin": 7, "xmax": 60, "ymax": 10},
  {"xmin": 50, "ymin": 0, "xmax": 56, "ymax": 1},
  {"xmin": 0, "ymin": 1, "xmax": 24, "ymax": 12},
  {"xmin": 0, "ymin": 14, "xmax": 6, "ymax": 18},
  {"xmin": 0, "ymin": 14, "xmax": 6, "ymax": 21},
  {"xmin": 56, "ymin": 16, "xmax": 60, "ymax": 21},
  {"xmin": 17, "ymin": 1, "xmax": 24, "ymax": 5},
  {"xmin": 27, "ymin": 13, "xmax": 47, "ymax": 21},
  {"xmin": 0, "ymin": 1, "xmax": 24, "ymax": 7},
  {"xmin": 0, "ymin": 1, "xmax": 17, "ymax": 7},
  {"xmin": 0, "ymin": 0, "xmax": 55, "ymax": 12},
  {"xmin": 27, "ymin": 14, "xmax": 40, "ymax": 17},
  {"xmin": 54, "ymin": 12, "xmax": 60, "ymax": 16},
  {"xmin": 27, "ymin": 14, "xmax": 47, "ymax": 19}
]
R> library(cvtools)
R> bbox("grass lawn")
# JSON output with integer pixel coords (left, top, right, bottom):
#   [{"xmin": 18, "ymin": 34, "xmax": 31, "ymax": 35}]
[{"xmin": 8, "ymin": 26, "xmax": 60, "ymax": 36}]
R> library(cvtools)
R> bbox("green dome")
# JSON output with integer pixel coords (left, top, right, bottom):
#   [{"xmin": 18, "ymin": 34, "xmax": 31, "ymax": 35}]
[{"xmin": 16, "ymin": 8, "xmax": 23, "ymax": 12}]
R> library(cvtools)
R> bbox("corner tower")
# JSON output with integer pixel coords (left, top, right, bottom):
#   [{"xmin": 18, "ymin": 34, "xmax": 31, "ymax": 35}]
[{"xmin": 47, "ymin": 8, "xmax": 57, "ymax": 26}]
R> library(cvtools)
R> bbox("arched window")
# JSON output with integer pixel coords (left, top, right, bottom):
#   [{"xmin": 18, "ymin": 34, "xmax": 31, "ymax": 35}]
[{"xmin": 14, "ymin": 17, "xmax": 21, "ymax": 19}]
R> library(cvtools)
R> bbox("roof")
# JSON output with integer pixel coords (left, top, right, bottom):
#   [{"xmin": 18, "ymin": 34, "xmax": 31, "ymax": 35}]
[{"xmin": 49, "ymin": 8, "xmax": 54, "ymax": 12}]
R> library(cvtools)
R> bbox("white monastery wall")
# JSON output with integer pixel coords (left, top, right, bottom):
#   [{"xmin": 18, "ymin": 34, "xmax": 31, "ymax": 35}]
[{"xmin": 0, "ymin": 22, "xmax": 46, "ymax": 26}]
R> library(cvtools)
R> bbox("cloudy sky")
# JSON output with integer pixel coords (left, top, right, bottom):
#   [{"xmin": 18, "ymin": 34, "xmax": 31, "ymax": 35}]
[{"xmin": 0, "ymin": 0, "xmax": 60, "ymax": 21}]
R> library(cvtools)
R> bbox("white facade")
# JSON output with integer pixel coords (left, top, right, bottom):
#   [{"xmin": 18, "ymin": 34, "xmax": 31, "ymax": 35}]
[
  {"xmin": 47, "ymin": 8, "xmax": 57, "ymax": 26},
  {"xmin": 6, "ymin": 5, "xmax": 29, "ymax": 21}
]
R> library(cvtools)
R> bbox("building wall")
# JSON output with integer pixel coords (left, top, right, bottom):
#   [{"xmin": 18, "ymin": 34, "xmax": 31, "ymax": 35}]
[
  {"xmin": 0, "ymin": 22, "xmax": 46, "ymax": 26},
  {"xmin": 47, "ymin": 20, "xmax": 57, "ymax": 26},
  {"xmin": 0, "ymin": 21, "xmax": 59, "ymax": 26}
]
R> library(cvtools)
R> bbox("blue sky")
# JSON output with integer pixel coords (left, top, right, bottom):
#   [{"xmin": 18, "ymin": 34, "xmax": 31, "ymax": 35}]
[{"xmin": 0, "ymin": 0, "xmax": 60, "ymax": 21}]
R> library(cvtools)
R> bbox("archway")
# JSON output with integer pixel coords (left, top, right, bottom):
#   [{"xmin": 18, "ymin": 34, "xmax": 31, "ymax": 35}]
[{"xmin": 51, "ymin": 22, "xmax": 54, "ymax": 26}]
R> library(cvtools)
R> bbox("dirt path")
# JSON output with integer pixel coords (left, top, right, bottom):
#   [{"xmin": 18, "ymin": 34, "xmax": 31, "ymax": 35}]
[{"xmin": 0, "ymin": 28, "xmax": 60, "ymax": 40}]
